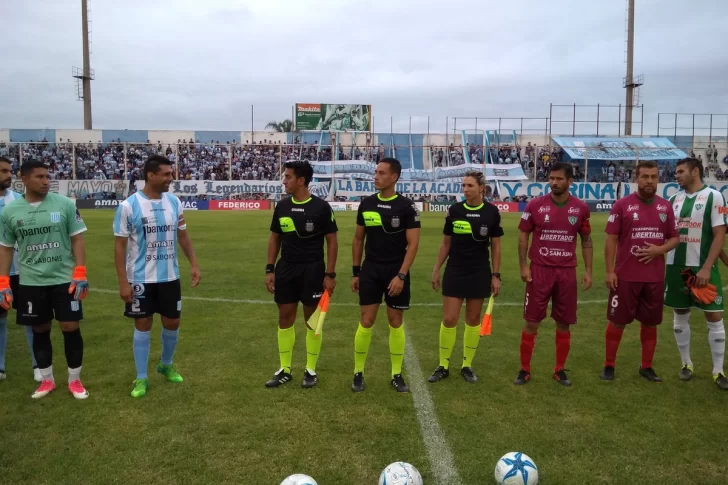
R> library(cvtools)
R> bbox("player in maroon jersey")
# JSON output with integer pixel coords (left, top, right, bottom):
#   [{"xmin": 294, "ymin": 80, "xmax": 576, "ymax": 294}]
[
  {"xmin": 601, "ymin": 160, "xmax": 680, "ymax": 382},
  {"xmin": 515, "ymin": 163, "xmax": 593, "ymax": 386}
]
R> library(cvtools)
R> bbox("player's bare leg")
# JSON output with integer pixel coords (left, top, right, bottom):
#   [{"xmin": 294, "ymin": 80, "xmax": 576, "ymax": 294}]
[
  {"xmin": 553, "ymin": 322, "xmax": 572, "ymax": 387},
  {"xmin": 705, "ymin": 310, "xmax": 728, "ymax": 390},
  {"xmin": 386, "ymin": 307, "xmax": 408, "ymax": 393},
  {"xmin": 31, "ymin": 322, "xmax": 56, "ymax": 399},
  {"xmin": 673, "ymin": 309, "xmax": 694, "ymax": 380},
  {"xmin": 429, "ymin": 296, "xmax": 462, "ymax": 383},
  {"xmin": 461, "ymin": 298, "xmax": 485, "ymax": 383},
  {"xmin": 59, "ymin": 320, "xmax": 87, "ymax": 399},
  {"xmin": 514, "ymin": 321, "xmax": 539, "ymax": 385},
  {"xmin": 266, "ymin": 303, "xmax": 298, "ymax": 388},
  {"xmin": 352, "ymin": 304, "xmax": 379, "ymax": 392},
  {"xmin": 301, "ymin": 304, "xmax": 319, "ymax": 388}
]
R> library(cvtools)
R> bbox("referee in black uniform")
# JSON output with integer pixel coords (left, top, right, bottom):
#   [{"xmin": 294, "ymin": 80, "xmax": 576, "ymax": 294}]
[
  {"xmin": 265, "ymin": 161, "xmax": 338, "ymax": 389},
  {"xmin": 430, "ymin": 171, "xmax": 503, "ymax": 383},
  {"xmin": 351, "ymin": 158, "xmax": 421, "ymax": 393}
]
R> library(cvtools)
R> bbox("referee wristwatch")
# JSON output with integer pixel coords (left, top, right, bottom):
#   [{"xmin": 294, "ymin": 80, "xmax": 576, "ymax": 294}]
[
  {"xmin": 325, "ymin": 272, "xmax": 337, "ymax": 279},
  {"xmin": 492, "ymin": 272, "xmax": 501, "ymax": 280},
  {"xmin": 397, "ymin": 272, "xmax": 406, "ymax": 281}
]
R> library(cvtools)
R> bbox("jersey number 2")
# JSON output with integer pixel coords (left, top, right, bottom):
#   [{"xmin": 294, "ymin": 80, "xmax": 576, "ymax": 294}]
[{"xmin": 131, "ymin": 300, "xmax": 141, "ymax": 313}]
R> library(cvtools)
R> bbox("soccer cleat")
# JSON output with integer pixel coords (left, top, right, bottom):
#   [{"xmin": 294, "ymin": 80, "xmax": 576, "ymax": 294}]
[
  {"xmin": 351, "ymin": 372, "xmax": 365, "ymax": 392},
  {"xmin": 714, "ymin": 373, "xmax": 728, "ymax": 390},
  {"xmin": 428, "ymin": 366, "xmax": 449, "ymax": 383},
  {"xmin": 301, "ymin": 369, "xmax": 318, "ymax": 389},
  {"xmin": 513, "ymin": 369, "xmax": 531, "ymax": 385},
  {"xmin": 391, "ymin": 374, "xmax": 409, "ymax": 393},
  {"xmin": 600, "ymin": 366, "xmax": 615, "ymax": 381},
  {"xmin": 68, "ymin": 380, "xmax": 89, "ymax": 400},
  {"xmin": 0, "ymin": 370, "xmax": 5, "ymax": 381},
  {"xmin": 460, "ymin": 367, "xmax": 478, "ymax": 383},
  {"xmin": 679, "ymin": 364, "xmax": 694, "ymax": 381},
  {"xmin": 33, "ymin": 368, "xmax": 42, "ymax": 383},
  {"xmin": 157, "ymin": 363, "xmax": 184, "ymax": 383},
  {"xmin": 130, "ymin": 378, "xmax": 149, "ymax": 398},
  {"xmin": 265, "ymin": 368, "xmax": 292, "ymax": 388},
  {"xmin": 639, "ymin": 367, "xmax": 662, "ymax": 382},
  {"xmin": 553, "ymin": 369, "xmax": 572, "ymax": 387},
  {"xmin": 31, "ymin": 380, "xmax": 56, "ymax": 399}
]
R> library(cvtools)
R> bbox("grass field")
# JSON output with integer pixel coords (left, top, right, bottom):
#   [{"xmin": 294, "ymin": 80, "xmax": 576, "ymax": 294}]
[{"xmin": 1, "ymin": 209, "xmax": 727, "ymax": 485}]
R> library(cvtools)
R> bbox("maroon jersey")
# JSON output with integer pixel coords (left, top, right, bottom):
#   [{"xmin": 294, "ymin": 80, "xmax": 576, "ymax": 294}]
[
  {"xmin": 605, "ymin": 193, "xmax": 678, "ymax": 282},
  {"xmin": 519, "ymin": 195, "xmax": 591, "ymax": 267}
]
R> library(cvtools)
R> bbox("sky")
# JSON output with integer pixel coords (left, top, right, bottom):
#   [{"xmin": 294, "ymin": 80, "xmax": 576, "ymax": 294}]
[{"xmin": 1, "ymin": 0, "xmax": 727, "ymax": 136}]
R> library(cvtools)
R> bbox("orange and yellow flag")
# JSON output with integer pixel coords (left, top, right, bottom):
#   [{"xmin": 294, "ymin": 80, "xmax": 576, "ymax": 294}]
[{"xmin": 308, "ymin": 290, "xmax": 330, "ymax": 336}]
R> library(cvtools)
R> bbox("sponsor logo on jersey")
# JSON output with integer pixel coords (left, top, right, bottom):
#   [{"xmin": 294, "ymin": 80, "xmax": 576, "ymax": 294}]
[
  {"xmin": 632, "ymin": 231, "xmax": 664, "ymax": 239},
  {"xmin": 657, "ymin": 204, "xmax": 668, "ymax": 211},
  {"xmin": 147, "ymin": 241, "xmax": 174, "ymax": 248},
  {"xmin": 568, "ymin": 207, "xmax": 580, "ymax": 214},
  {"xmin": 377, "ymin": 204, "xmax": 392, "ymax": 209},
  {"xmin": 679, "ymin": 235, "xmax": 702, "ymax": 244},
  {"xmin": 678, "ymin": 219, "xmax": 702, "ymax": 229},
  {"xmin": 26, "ymin": 242, "xmax": 61, "ymax": 252},
  {"xmin": 49, "ymin": 212, "xmax": 61, "ymax": 223},
  {"xmin": 18, "ymin": 226, "xmax": 60, "ymax": 238},
  {"xmin": 538, "ymin": 247, "xmax": 573, "ymax": 258},
  {"xmin": 538, "ymin": 206, "xmax": 550, "ymax": 213},
  {"xmin": 391, "ymin": 216, "xmax": 400, "ymax": 228},
  {"xmin": 717, "ymin": 206, "xmax": 728, "ymax": 215},
  {"xmin": 291, "ymin": 208, "xmax": 304, "ymax": 212},
  {"xmin": 26, "ymin": 255, "xmax": 63, "ymax": 265},
  {"xmin": 466, "ymin": 213, "xmax": 480, "ymax": 218},
  {"xmin": 627, "ymin": 204, "xmax": 640, "ymax": 212},
  {"xmin": 144, "ymin": 224, "xmax": 175, "ymax": 234},
  {"xmin": 630, "ymin": 245, "xmax": 641, "ymax": 256},
  {"xmin": 133, "ymin": 283, "xmax": 145, "ymax": 296},
  {"xmin": 145, "ymin": 253, "xmax": 176, "ymax": 262}
]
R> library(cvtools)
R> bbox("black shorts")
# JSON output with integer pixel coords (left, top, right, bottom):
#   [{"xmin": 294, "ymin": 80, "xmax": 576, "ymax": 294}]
[
  {"xmin": 359, "ymin": 261, "xmax": 411, "ymax": 310},
  {"xmin": 274, "ymin": 260, "xmax": 325, "ymax": 307},
  {"xmin": 125, "ymin": 280, "xmax": 182, "ymax": 319},
  {"xmin": 442, "ymin": 265, "xmax": 491, "ymax": 300},
  {"xmin": 16, "ymin": 283, "xmax": 84, "ymax": 326},
  {"xmin": 0, "ymin": 275, "xmax": 20, "ymax": 317}
]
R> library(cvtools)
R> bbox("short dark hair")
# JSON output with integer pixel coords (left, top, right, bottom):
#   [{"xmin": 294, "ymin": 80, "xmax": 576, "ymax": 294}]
[
  {"xmin": 284, "ymin": 160, "xmax": 313, "ymax": 186},
  {"xmin": 676, "ymin": 157, "xmax": 703, "ymax": 180},
  {"xmin": 20, "ymin": 160, "xmax": 48, "ymax": 177},
  {"xmin": 143, "ymin": 155, "xmax": 173, "ymax": 182},
  {"xmin": 0, "ymin": 157, "xmax": 11, "ymax": 165},
  {"xmin": 379, "ymin": 158, "xmax": 402, "ymax": 181},
  {"xmin": 635, "ymin": 160, "xmax": 658, "ymax": 177},
  {"xmin": 549, "ymin": 162, "xmax": 574, "ymax": 180}
]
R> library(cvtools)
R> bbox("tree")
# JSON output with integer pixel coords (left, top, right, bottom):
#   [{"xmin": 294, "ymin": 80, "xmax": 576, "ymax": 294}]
[{"xmin": 265, "ymin": 119, "xmax": 294, "ymax": 132}]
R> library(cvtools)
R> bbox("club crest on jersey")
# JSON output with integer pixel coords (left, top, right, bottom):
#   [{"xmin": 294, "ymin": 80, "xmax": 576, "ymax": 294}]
[
  {"xmin": 480, "ymin": 225, "xmax": 488, "ymax": 236},
  {"xmin": 391, "ymin": 216, "xmax": 400, "ymax": 228},
  {"xmin": 695, "ymin": 204, "xmax": 704, "ymax": 210},
  {"xmin": 568, "ymin": 216, "xmax": 577, "ymax": 225},
  {"xmin": 305, "ymin": 221, "xmax": 314, "ymax": 232},
  {"xmin": 659, "ymin": 213, "xmax": 667, "ymax": 222},
  {"xmin": 49, "ymin": 212, "xmax": 61, "ymax": 224}
]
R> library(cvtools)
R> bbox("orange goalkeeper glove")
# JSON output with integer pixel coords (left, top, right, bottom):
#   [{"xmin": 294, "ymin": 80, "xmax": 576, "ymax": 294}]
[
  {"xmin": 69, "ymin": 266, "xmax": 89, "ymax": 301},
  {"xmin": 0, "ymin": 276, "xmax": 13, "ymax": 311},
  {"xmin": 680, "ymin": 268, "xmax": 718, "ymax": 305}
]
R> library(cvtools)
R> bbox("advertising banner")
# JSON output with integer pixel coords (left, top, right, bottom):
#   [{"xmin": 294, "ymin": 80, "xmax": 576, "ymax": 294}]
[
  {"xmin": 295, "ymin": 104, "xmax": 372, "ymax": 131},
  {"xmin": 426, "ymin": 201, "xmax": 455, "ymax": 212},
  {"xmin": 329, "ymin": 201, "xmax": 361, "ymax": 212},
  {"xmin": 552, "ymin": 137, "xmax": 687, "ymax": 160},
  {"xmin": 209, "ymin": 200, "xmax": 271, "ymax": 211},
  {"xmin": 181, "ymin": 200, "xmax": 208, "ymax": 211},
  {"xmin": 76, "ymin": 199, "xmax": 120, "ymax": 209},
  {"xmin": 586, "ymin": 201, "xmax": 616, "ymax": 213}
]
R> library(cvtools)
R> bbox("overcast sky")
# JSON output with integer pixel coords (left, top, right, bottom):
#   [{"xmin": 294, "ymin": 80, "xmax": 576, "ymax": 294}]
[{"xmin": 1, "ymin": 0, "xmax": 727, "ymax": 135}]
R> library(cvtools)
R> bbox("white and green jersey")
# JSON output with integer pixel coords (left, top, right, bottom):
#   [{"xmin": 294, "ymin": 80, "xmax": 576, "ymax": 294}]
[
  {"xmin": 667, "ymin": 185, "xmax": 727, "ymax": 268},
  {"xmin": 0, "ymin": 189, "xmax": 23, "ymax": 276},
  {"xmin": 0, "ymin": 192, "xmax": 87, "ymax": 286}
]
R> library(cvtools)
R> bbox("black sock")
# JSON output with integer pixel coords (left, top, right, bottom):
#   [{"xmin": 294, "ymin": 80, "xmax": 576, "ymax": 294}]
[
  {"xmin": 32, "ymin": 329, "xmax": 52, "ymax": 369},
  {"xmin": 62, "ymin": 328, "xmax": 84, "ymax": 369}
]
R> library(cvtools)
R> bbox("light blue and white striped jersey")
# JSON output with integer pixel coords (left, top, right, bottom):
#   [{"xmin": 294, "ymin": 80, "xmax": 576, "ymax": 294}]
[
  {"xmin": 113, "ymin": 192, "xmax": 186, "ymax": 284},
  {"xmin": 0, "ymin": 189, "xmax": 22, "ymax": 276}
]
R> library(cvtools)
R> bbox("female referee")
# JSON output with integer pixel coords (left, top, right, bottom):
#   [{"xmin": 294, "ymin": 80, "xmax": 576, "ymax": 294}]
[{"xmin": 429, "ymin": 171, "xmax": 503, "ymax": 383}]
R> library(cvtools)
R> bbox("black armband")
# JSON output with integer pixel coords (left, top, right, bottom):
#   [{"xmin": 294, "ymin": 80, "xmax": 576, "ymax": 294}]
[
  {"xmin": 266, "ymin": 264, "xmax": 275, "ymax": 274},
  {"xmin": 352, "ymin": 265, "xmax": 361, "ymax": 277}
]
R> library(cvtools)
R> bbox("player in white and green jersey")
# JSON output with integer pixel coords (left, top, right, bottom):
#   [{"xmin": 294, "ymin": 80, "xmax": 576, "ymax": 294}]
[
  {"xmin": 0, "ymin": 161, "xmax": 90, "ymax": 400},
  {"xmin": 665, "ymin": 157, "xmax": 728, "ymax": 389}
]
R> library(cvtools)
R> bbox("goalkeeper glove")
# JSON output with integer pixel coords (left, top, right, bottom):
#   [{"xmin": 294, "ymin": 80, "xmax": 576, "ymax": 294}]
[
  {"xmin": 680, "ymin": 268, "xmax": 718, "ymax": 305},
  {"xmin": 69, "ymin": 266, "xmax": 89, "ymax": 301},
  {"xmin": 0, "ymin": 276, "xmax": 13, "ymax": 311}
]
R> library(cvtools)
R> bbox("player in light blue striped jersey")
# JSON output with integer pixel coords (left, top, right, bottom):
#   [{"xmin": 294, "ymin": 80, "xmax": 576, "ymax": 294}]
[
  {"xmin": 0, "ymin": 157, "xmax": 40, "ymax": 382},
  {"xmin": 113, "ymin": 155, "xmax": 201, "ymax": 398}
]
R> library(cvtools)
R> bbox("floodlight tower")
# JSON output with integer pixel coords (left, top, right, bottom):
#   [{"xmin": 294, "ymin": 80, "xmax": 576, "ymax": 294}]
[
  {"xmin": 623, "ymin": 0, "xmax": 643, "ymax": 136},
  {"xmin": 72, "ymin": 0, "xmax": 94, "ymax": 129}
]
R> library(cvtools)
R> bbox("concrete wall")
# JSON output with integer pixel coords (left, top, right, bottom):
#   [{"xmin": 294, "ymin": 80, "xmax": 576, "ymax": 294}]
[
  {"xmin": 56, "ymin": 129, "xmax": 103, "ymax": 143},
  {"xmin": 0, "ymin": 130, "xmax": 9, "ymax": 143},
  {"xmin": 9, "ymin": 129, "xmax": 56, "ymax": 143},
  {"xmin": 148, "ymin": 130, "xmax": 195, "ymax": 145},
  {"xmin": 102, "ymin": 130, "xmax": 148, "ymax": 143}
]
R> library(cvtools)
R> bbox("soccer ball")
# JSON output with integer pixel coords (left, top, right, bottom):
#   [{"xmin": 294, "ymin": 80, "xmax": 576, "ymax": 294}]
[
  {"xmin": 279, "ymin": 474, "xmax": 318, "ymax": 485},
  {"xmin": 378, "ymin": 462, "xmax": 423, "ymax": 485},
  {"xmin": 494, "ymin": 452, "xmax": 538, "ymax": 485}
]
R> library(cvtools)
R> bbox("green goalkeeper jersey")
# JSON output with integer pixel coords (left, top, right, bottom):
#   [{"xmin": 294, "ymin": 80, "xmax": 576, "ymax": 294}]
[
  {"xmin": 667, "ymin": 185, "xmax": 728, "ymax": 268},
  {"xmin": 0, "ymin": 192, "xmax": 87, "ymax": 286}
]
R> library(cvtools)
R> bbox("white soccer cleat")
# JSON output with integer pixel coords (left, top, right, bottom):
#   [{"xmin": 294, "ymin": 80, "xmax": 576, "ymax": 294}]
[
  {"xmin": 0, "ymin": 371, "xmax": 6, "ymax": 381},
  {"xmin": 68, "ymin": 380, "xmax": 89, "ymax": 400},
  {"xmin": 33, "ymin": 368, "xmax": 42, "ymax": 382},
  {"xmin": 31, "ymin": 380, "xmax": 56, "ymax": 399}
]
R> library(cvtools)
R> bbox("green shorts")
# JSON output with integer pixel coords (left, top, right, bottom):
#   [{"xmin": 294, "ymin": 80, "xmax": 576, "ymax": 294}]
[{"xmin": 664, "ymin": 265, "xmax": 724, "ymax": 311}]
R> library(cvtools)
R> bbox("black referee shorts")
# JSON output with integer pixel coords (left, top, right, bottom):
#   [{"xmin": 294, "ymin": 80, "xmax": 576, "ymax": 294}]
[
  {"xmin": 442, "ymin": 265, "xmax": 491, "ymax": 300},
  {"xmin": 359, "ymin": 261, "xmax": 410, "ymax": 310},
  {"xmin": 274, "ymin": 259, "xmax": 325, "ymax": 307},
  {"xmin": 0, "ymin": 274, "xmax": 19, "ymax": 317}
]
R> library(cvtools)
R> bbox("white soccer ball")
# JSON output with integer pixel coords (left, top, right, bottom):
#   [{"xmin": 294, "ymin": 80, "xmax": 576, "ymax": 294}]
[
  {"xmin": 378, "ymin": 461, "xmax": 423, "ymax": 485},
  {"xmin": 280, "ymin": 474, "xmax": 318, "ymax": 485},
  {"xmin": 494, "ymin": 452, "xmax": 538, "ymax": 485}
]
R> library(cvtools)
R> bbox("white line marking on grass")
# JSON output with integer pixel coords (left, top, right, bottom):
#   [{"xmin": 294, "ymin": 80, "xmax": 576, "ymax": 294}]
[
  {"xmin": 404, "ymin": 328, "xmax": 464, "ymax": 485},
  {"xmin": 95, "ymin": 288, "xmax": 606, "ymax": 307}
]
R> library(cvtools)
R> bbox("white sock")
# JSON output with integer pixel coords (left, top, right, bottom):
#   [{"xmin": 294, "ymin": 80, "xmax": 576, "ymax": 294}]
[
  {"xmin": 68, "ymin": 366, "xmax": 82, "ymax": 384},
  {"xmin": 673, "ymin": 311, "xmax": 692, "ymax": 367},
  {"xmin": 707, "ymin": 320, "xmax": 725, "ymax": 376},
  {"xmin": 40, "ymin": 365, "xmax": 54, "ymax": 383}
]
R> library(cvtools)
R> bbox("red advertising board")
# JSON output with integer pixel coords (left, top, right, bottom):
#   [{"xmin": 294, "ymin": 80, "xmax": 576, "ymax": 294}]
[
  {"xmin": 493, "ymin": 202, "xmax": 519, "ymax": 213},
  {"xmin": 209, "ymin": 200, "xmax": 271, "ymax": 211}
]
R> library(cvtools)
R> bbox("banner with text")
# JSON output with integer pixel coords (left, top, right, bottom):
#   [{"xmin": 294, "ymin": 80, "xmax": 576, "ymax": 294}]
[
  {"xmin": 311, "ymin": 162, "xmax": 527, "ymax": 182},
  {"xmin": 209, "ymin": 200, "xmax": 271, "ymax": 211},
  {"xmin": 295, "ymin": 103, "xmax": 372, "ymax": 131},
  {"xmin": 552, "ymin": 137, "xmax": 687, "ymax": 160},
  {"xmin": 12, "ymin": 179, "xmax": 130, "ymax": 199}
]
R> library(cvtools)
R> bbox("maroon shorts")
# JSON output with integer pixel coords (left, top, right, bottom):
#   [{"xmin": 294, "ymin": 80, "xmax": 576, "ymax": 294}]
[
  {"xmin": 523, "ymin": 264, "xmax": 577, "ymax": 325},
  {"xmin": 607, "ymin": 280, "xmax": 665, "ymax": 326}
]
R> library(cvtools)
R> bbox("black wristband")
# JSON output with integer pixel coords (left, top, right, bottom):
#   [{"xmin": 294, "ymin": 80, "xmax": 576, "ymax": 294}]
[
  {"xmin": 353, "ymin": 265, "xmax": 361, "ymax": 277},
  {"xmin": 266, "ymin": 264, "xmax": 275, "ymax": 274}
]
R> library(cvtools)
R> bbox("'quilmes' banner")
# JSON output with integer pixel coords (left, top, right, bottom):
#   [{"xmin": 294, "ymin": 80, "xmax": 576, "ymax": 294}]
[{"xmin": 295, "ymin": 103, "xmax": 372, "ymax": 131}]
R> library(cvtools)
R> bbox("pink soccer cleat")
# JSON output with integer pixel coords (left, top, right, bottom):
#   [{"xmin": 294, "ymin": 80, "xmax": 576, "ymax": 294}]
[
  {"xmin": 68, "ymin": 380, "xmax": 89, "ymax": 400},
  {"xmin": 31, "ymin": 380, "xmax": 56, "ymax": 399}
]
